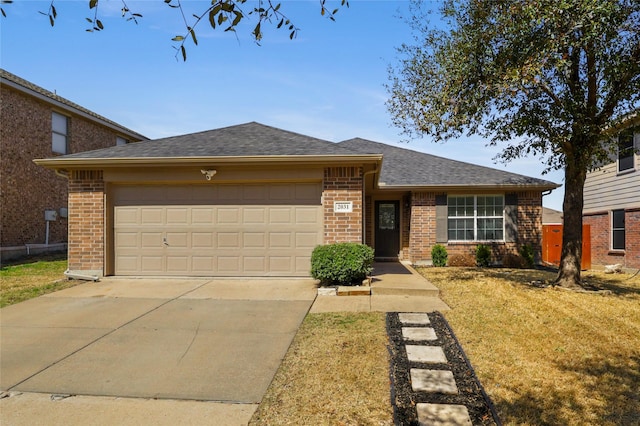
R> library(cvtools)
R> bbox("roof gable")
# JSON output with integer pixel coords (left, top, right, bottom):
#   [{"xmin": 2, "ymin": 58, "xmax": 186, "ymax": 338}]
[{"xmin": 338, "ymin": 138, "xmax": 558, "ymax": 189}]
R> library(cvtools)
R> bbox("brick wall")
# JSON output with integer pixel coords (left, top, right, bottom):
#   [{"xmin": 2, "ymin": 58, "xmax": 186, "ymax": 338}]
[
  {"xmin": 323, "ymin": 166, "xmax": 363, "ymax": 243},
  {"xmin": 0, "ymin": 84, "xmax": 137, "ymax": 247},
  {"xmin": 584, "ymin": 209, "xmax": 640, "ymax": 269},
  {"xmin": 67, "ymin": 170, "xmax": 105, "ymax": 274}
]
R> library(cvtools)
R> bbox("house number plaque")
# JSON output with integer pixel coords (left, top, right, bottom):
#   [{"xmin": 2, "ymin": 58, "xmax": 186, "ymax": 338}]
[{"xmin": 334, "ymin": 201, "xmax": 353, "ymax": 213}]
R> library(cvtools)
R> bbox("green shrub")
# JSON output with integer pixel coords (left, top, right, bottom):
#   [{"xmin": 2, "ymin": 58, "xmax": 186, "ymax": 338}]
[
  {"xmin": 448, "ymin": 253, "xmax": 476, "ymax": 267},
  {"xmin": 431, "ymin": 244, "xmax": 448, "ymax": 267},
  {"xmin": 310, "ymin": 243, "xmax": 374, "ymax": 286},
  {"xmin": 519, "ymin": 244, "xmax": 535, "ymax": 268},
  {"xmin": 476, "ymin": 244, "xmax": 491, "ymax": 267}
]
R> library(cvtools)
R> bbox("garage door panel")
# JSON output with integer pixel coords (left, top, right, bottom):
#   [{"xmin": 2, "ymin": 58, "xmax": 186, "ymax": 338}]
[
  {"xmin": 296, "ymin": 232, "xmax": 320, "ymax": 248},
  {"xmin": 113, "ymin": 183, "xmax": 322, "ymax": 276},
  {"xmin": 192, "ymin": 232, "xmax": 214, "ymax": 248},
  {"xmin": 140, "ymin": 232, "xmax": 163, "ymax": 248},
  {"xmin": 269, "ymin": 208, "xmax": 292, "ymax": 224},
  {"xmin": 141, "ymin": 256, "xmax": 163, "ymax": 273},
  {"xmin": 166, "ymin": 208, "xmax": 189, "ymax": 225},
  {"xmin": 243, "ymin": 208, "xmax": 267, "ymax": 224},
  {"xmin": 192, "ymin": 256, "xmax": 215, "ymax": 272},
  {"xmin": 217, "ymin": 208, "xmax": 240, "ymax": 224},
  {"xmin": 244, "ymin": 232, "xmax": 266, "ymax": 248},
  {"xmin": 269, "ymin": 232, "xmax": 293, "ymax": 248},
  {"xmin": 217, "ymin": 256, "xmax": 241, "ymax": 272},
  {"xmin": 243, "ymin": 257, "xmax": 266, "ymax": 272},
  {"xmin": 269, "ymin": 257, "xmax": 292, "ymax": 272}
]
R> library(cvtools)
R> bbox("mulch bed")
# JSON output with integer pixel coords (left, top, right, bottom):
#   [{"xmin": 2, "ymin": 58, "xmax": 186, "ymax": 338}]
[{"xmin": 387, "ymin": 312, "xmax": 501, "ymax": 425}]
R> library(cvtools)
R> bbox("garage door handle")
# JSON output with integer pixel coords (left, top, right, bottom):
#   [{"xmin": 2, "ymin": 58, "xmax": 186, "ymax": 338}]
[{"xmin": 163, "ymin": 237, "xmax": 169, "ymax": 246}]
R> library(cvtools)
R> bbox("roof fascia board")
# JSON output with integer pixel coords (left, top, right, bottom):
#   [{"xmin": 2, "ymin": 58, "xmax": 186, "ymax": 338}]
[
  {"xmin": 1, "ymin": 77, "xmax": 147, "ymax": 141},
  {"xmin": 34, "ymin": 154, "xmax": 383, "ymax": 169},
  {"xmin": 375, "ymin": 183, "xmax": 560, "ymax": 191}
]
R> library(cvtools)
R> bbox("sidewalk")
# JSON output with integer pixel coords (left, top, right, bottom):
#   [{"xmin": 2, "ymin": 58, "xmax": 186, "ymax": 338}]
[{"xmin": 310, "ymin": 262, "xmax": 450, "ymax": 313}]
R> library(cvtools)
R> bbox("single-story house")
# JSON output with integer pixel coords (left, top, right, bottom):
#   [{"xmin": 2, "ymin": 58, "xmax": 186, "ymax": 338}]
[{"xmin": 35, "ymin": 122, "xmax": 559, "ymax": 277}]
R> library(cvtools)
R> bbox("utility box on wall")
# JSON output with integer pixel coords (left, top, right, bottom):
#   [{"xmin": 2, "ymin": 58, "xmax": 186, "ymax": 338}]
[{"xmin": 44, "ymin": 210, "xmax": 58, "ymax": 221}]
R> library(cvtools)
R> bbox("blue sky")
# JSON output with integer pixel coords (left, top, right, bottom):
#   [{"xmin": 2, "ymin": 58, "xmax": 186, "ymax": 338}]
[{"xmin": 1, "ymin": 0, "xmax": 564, "ymax": 209}]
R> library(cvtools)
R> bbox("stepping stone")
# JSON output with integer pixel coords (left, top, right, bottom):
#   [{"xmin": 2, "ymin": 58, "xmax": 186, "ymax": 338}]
[
  {"xmin": 410, "ymin": 369, "xmax": 458, "ymax": 394},
  {"xmin": 416, "ymin": 403, "xmax": 472, "ymax": 426},
  {"xmin": 399, "ymin": 313, "xmax": 430, "ymax": 325},
  {"xmin": 406, "ymin": 345, "xmax": 447, "ymax": 363},
  {"xmin": 402, "ymin": 327, "xmax": 437, "ymax": 341}
]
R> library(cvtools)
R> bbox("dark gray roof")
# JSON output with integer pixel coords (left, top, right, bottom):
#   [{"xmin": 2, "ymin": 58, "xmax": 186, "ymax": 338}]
[
  {"xmin": 59, "ymin": 122, "xmax": 360, "ymax": 159},
  {"xmin": 0, "ymin": 69, "xmax": 147, "ymax": 141},
  {"xmin": 338, "ymin": 138, "xmax": 558, "ymax": 188}
]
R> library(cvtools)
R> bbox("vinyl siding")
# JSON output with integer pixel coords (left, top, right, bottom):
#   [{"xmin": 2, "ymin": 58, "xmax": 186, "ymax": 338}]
[{"xmin": 584, "ymin": 131, "xmax": 640, "ymax": 213}]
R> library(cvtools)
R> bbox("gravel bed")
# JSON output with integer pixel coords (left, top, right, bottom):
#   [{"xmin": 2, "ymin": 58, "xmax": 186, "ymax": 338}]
[{"xmin": 387, "ymin": 312, "xmax": 500, "ymax": 425}]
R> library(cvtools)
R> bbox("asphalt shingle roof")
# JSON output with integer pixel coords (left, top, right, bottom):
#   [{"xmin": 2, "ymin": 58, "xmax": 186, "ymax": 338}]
[
  {"xmin": 59, "ymin": 122, "xmax": 359, "ymax": 159},
  {"xmin": 338, "ymin": 138, "xmax": 558, "ymax": 188}
]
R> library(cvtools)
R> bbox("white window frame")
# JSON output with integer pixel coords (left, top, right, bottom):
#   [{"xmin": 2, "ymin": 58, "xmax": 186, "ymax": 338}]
[
  {"xmin": 611, "ymin": 209, "xmax": 625, "ymax": 251},
  {"xmin": 447, "ymin": 195, "xmax": 505, "ymax": 242},
  {"xmin": 617, "ymin": 128, "xmax": 636, "ymax": 173},
  {"xmin": 52, "ymin": 111, "xmax": 69, "ymax": 154},
  {"xmin": 116, "ymin": 136, "xmax": 129, "ymax": 146}
]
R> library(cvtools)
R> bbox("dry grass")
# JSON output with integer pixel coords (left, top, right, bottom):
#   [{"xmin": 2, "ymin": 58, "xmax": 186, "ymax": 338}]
[
  {"xmin": 0, "ymin": 255, "xmax": 77, "ymax": 307},
  {"xmin": 250, "ymin": 312, "xmax": 393, "ymax": 426},
  {"xmin": 418, "ymin": 266, "xmax": 640, "ymax": 426}
]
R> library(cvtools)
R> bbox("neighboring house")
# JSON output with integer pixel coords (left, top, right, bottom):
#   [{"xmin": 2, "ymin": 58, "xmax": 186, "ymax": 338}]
[
  {"xmin": 0, "ymin": 69, "xmax": 147, "ymax": 261},
  {"xmin": 35, "ymin": 122, "xmax": 558, "ymax": 278},
  {"xmin": 542, "ymin": 207, "xmax": 563, "ymax": 224},
  {"xmin": 583, "ymin": 112, "xmax": 640, "ymax": 269}
]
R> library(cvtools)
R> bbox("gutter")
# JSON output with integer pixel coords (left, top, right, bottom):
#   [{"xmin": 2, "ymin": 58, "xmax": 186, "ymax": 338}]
[{"xmin": 33, "ymin": 154, "xmax": 384, "ymax": 169}]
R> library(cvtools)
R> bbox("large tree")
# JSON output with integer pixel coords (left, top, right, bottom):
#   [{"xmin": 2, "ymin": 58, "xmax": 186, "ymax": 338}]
[
  {"xmin": 1, "ymin": 0, "xmax": 347, "ymax": 60},
  {"xmin": 387, "ymin": 0, "xmax": 640, "ymax": 288}
]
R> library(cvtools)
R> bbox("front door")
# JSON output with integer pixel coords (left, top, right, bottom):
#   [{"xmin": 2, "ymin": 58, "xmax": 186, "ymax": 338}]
[{"xmin": 375, "ymin": 200, "xmax": 400, "ymax": 258}]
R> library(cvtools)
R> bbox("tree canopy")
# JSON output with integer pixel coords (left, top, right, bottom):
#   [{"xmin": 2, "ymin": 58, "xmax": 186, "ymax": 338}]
[
  {"xmin": 0, "ymin": 0, "xmax": 348, "ymax": 60},
  {"xmin": 388, "ymin": 0, "xmax": 640, "ymax": 287}
]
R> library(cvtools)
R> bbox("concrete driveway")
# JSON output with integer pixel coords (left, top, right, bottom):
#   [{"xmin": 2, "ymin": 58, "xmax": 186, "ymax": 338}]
[{"xmin": 1, "ymin": 278, "xmax": 317, "ymax": 425}]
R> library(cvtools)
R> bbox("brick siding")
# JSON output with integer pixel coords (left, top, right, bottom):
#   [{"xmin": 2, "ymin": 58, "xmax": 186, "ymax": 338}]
[
  {"xmin": 67, "ymin": 170, "xmax": 105, "ymax": 274},
  {"xmin": 409, "ymin": 191, "xmax": 437, "ymax": 261},
  {"xmin": 584, "ymin": 209, "xmax": 640, "ymax": 269},
  {"xmin": 323, "ymin": 166, "xmax": 363, "ymax": 243},
  {"xmin": 407, "ymin": 190, "xmax": 543, "ymax": 265},
  {"xmin": 0, "ymin": 84, "xmax": 136, "ymax": 247}
]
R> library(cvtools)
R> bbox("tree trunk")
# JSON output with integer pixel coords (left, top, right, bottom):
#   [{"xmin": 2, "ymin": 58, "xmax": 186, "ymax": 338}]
[{"xmin": 555, "ymin": 150, "xmax": 587, "ymax": 289}]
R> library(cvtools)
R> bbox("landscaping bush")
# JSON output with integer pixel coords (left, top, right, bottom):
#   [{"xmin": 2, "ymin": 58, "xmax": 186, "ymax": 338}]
[
  {"xmin": 310, "ymin": 243, "xmax": 374, "ymax": 286},
  {"xmin": 519, "ymin": 244, "xmax": 536, "ymax": 268},
  {"xmin": 447, "ymin": 253, "xmax": 476, "ymax": 267},
  {"xmin": 476, "ymin": 244, "xmax": 491, "ymax": 267},
  {"xmin": 431, "ymin": 244, "xmax": 448, "ymax": 267}
]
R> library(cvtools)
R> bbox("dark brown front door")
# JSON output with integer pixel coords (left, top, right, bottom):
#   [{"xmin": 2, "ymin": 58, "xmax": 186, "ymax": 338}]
[{"xmin": 375, "ymin": 200, "xmax": 400, "ymax": 258}]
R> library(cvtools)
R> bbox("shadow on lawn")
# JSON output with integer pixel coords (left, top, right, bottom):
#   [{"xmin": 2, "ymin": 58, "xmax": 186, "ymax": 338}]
[{"xmin": 495, "ymin": 354, "xmax": 640, "ymax": 425}]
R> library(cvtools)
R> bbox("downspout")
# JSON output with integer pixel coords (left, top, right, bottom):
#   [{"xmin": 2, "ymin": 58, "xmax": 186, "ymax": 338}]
[{"xmin": 362, "ymin": 166, "xmax": 378, "ymax": 245}]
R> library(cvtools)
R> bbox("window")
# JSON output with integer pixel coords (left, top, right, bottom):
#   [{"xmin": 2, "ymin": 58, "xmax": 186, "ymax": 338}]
[
  {"xmin": 52, "ymin": 112, "xmax": 68, "ymax": 154},
  {"xmin": 618, "ymin": 128, "xmax": 635, "ymax": 172},
  {"xmin": 612, "ymin": 209, "xmax": 625, "ymax": 250},
  {"xmin": 448, "ymin": 195, "xmax": 504, "ymax": 241},
  {"xmin": 116, "ymin": 136, "xmax": 129, "ymax": 146}
]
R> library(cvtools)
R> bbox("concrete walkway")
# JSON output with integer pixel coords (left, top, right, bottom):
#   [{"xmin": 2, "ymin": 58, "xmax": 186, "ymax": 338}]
[{"xmin": 310, "ymin": 261, "xmax": 450, "ymax": 313}]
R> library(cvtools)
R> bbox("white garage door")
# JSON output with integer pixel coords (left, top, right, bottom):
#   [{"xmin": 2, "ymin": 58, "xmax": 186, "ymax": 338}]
[{"xmin": 113, "ymin": 183, "xmax": 323, "ymax": 276}]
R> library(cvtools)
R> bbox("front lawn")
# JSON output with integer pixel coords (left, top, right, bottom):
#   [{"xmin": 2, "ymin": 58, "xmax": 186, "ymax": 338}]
[
  {"xmin": 0, "ymin": 254, "xmax": 76, "ymax": 307},
  {"xmin": 418, "ymin": 267, "xmax": 640, "ymax": 426}
]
